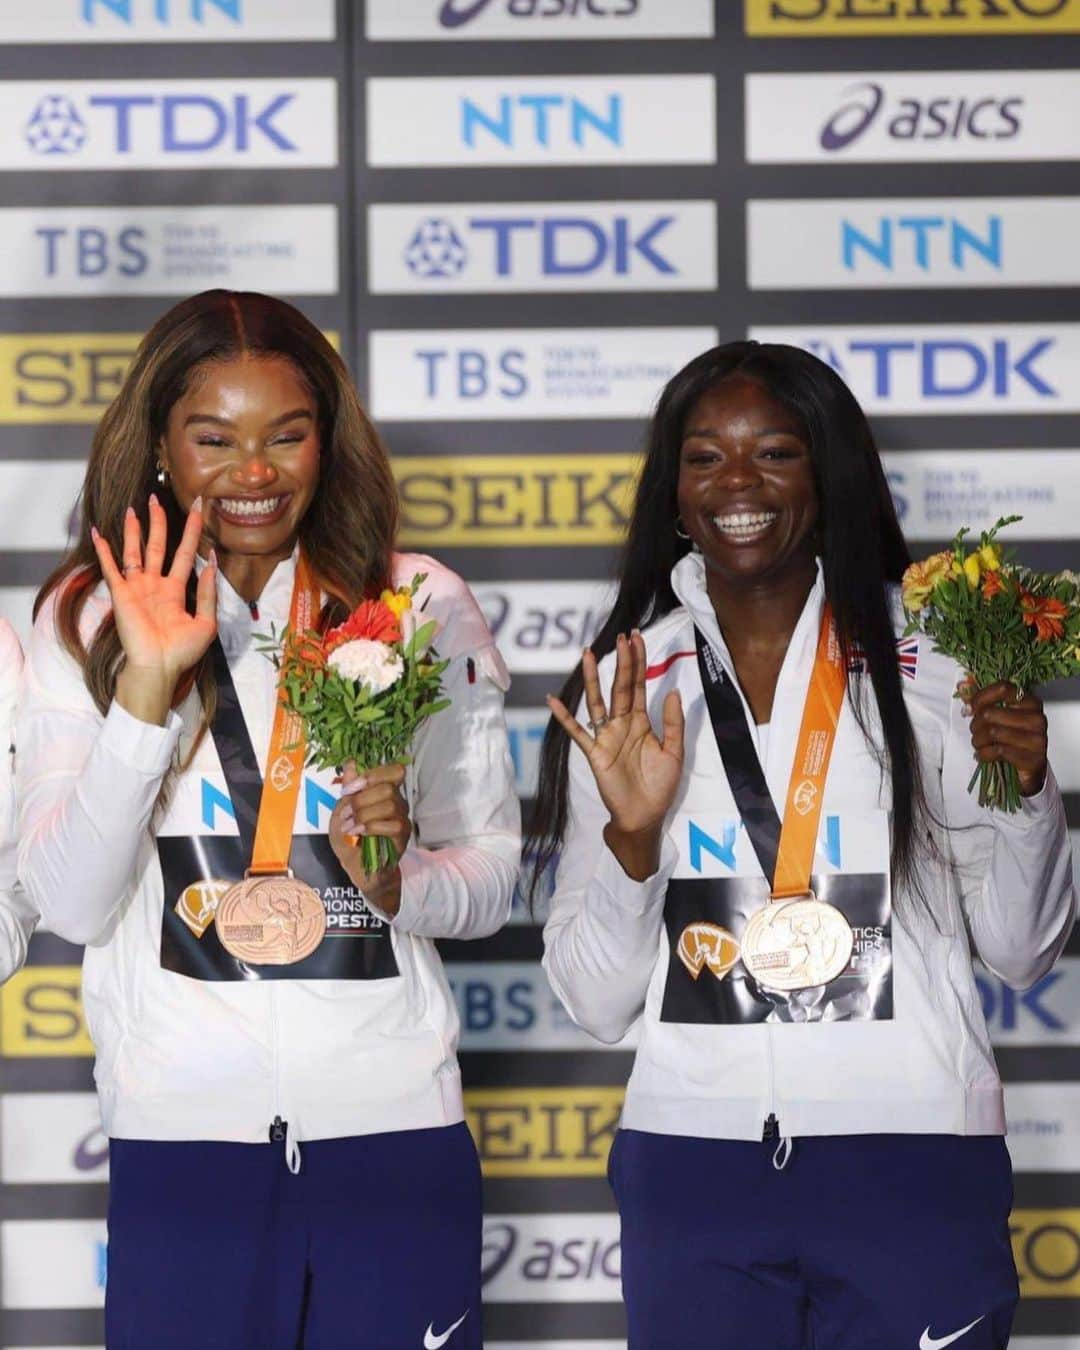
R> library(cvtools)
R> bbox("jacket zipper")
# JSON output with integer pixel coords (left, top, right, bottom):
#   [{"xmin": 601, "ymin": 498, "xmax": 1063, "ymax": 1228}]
[
  {"xmin": 763, "ymin": 1018, "xmax": 778, "ymax": 1142},
  {"xmin": 267, "ymin": 982, "xmax": 285, "ymax": 1144}
]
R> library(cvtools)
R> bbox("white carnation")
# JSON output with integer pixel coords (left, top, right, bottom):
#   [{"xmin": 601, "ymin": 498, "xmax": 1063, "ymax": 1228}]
[{"xmin": 327, "ymin": 638, "xmax": 403, "ymax": 694}]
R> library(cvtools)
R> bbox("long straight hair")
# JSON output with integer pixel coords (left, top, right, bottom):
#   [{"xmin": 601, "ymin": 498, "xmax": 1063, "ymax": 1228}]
[
  {"xmin": 37, "ymin": 289, "xmax": 399, "ymax": 729},
  {"xmin": 530, "ymin": 340, "xmax": 930, "ymax": 904}
]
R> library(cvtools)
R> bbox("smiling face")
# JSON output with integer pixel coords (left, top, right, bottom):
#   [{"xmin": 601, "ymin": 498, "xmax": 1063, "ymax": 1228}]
[
  {"xmin": 159, "ymin": 354, "xmax": 321, "ymax": 562},
  {"xmin": 676, "ymin": 376, "xmax": 819, "ymax": 588}
]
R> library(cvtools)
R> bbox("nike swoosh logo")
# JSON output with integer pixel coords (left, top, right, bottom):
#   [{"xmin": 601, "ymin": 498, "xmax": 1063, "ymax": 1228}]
[
  {"xmin": 919, "ymin": 1316, "xmax": 985, "ymax": 1350},
  {"xmin": 424, "ymin": 1312, "xmax": 468, "ymax": 1349}
]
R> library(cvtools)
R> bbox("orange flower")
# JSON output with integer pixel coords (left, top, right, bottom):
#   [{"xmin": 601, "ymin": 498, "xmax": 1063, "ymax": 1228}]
[
  {"xmin": 324, "ymin": 598, "xmax": 401, "ymax": 653},
  {"xmin": 901, "ymin": 550, "xmax": 954, "ymax": 612},
  {"xmin": 1020, "ymin": 590, "xmax": 1068, "ymax": 642},
  {"xmin": 981, "ymin": 570, "xmax": 1005, "ymax": 600}
]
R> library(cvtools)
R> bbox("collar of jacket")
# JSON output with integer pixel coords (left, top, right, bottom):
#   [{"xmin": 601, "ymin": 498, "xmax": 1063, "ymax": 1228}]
[
  {"xmin": 669, "ymin": 549, "xmax": 827, "ymax": 689},
  {"xmin": 194, "ymin": 544, "xmax": 300, "ymax": 659}
]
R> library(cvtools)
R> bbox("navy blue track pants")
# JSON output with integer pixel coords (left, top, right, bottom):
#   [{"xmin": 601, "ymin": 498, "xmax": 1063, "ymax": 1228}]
[
  {"xmin": 610, "ymin": 1129, "xmax": 1019, "ymax": 1350},
  {"xmin": 105, "ymin": 1122, "xmax": 483, "ymax": 1350}
]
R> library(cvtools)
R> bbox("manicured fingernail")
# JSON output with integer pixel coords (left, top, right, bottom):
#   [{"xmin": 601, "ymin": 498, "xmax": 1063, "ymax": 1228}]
[
  {"xmin": 192, "ymin": 495, "xmax": 203, "ymax": 513},
  {"xmin": 125, "ymin": 506, "xmax": 135, "ymax": 519},
  {"xmin": 208, "ymin": 548, "xmax": 218, "ymax": 568},
  {"xmin": 90, "ymin": 525, "xmax": 100, "ymax": 541},
  {"xmin": 356, "ymin": 823, "xmax": 368, "ymax": 835},
  {"xmin": 355, "ymin": 775, "xmax": 368, "ymax": 791},
  {"xmin": 149, "ymin": 493, "xmax": 159, "ymax": 508}
]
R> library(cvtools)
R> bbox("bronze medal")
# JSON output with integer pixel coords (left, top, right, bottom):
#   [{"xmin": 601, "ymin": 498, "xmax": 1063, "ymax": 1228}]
[
  {"xmin": 741, "ymin": 895, "xmax": 854, "ymax": 993},
  {"xmin": 214, "ymin": 874, "xmax": 327, "ymax": 966}
]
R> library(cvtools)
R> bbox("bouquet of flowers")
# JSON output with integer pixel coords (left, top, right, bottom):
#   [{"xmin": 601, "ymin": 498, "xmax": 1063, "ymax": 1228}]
[
  {"xmin": 260, "ymin": 574, "xmax": 450, "ymax": 872},
  {"xmin": 901, "ymin": 516, "xmax": 1080, "ymax": 811}
]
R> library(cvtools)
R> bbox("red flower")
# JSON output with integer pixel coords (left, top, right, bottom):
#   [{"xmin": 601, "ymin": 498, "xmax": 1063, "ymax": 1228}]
[
  {"xmin": 324, "ymin": 598, "xmax": 401, "ymax": 652},
  {"xmin": 981, "ymin": 570, "xmax": 1005, "ymax": 600},
  {"xmin": 1020, "ymin": 590, "xmax": 1068, "ymax": 643}
]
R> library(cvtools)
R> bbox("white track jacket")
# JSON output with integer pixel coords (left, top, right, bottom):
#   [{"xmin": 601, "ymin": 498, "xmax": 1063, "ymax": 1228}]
[
  {"xmin": 0, "ymin": 620, "xmax": 36, "ymax": 984},
  {"xmin": 17, "ymin": 553, "xmax": 519, "ymax": 1145},
  {"xmin": 544, "ymin": 553, "xmax": 1075, "ymax": 1142}
]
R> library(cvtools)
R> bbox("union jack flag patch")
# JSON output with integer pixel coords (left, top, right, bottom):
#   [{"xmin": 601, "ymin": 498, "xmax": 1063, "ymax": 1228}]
[
  {"xmin": 895, "ymin": 636, "xmax": 919, "ymax": 682},
  {"xmin": 847, "ymin": 637, "xmax": 920, "ymax": 681}
]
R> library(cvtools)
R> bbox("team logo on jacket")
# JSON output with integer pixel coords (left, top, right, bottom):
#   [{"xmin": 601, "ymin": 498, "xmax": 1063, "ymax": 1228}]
[{"xmin": 677, "ymin": 922, "xmax": 740, "ymax": 981}]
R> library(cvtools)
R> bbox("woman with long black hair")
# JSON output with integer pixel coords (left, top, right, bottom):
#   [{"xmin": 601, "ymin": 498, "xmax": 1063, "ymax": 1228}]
[
  {"xmin": 534, "ymin": 341, "xmax": 1074, "ymax": 1348},
  {"xmin": 17, "ymin": 290, "xmax": 518, "ymax": 1349}
]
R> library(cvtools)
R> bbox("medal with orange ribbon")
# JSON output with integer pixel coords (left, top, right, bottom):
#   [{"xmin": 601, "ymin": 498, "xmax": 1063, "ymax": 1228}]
[
  {"xmin": 213, "ymin": 555, "xmax": 327, "ymax": 966},
  {"xmin": 694, "ymin": 605, "xmax": 854, "ymax": 993}
]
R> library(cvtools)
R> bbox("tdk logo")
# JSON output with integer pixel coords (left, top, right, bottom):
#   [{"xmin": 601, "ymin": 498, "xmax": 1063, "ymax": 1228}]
[
  {"xmin": 405, "ymin": 219, "xmax": 468, "ymax": 279},
  {"xmin": 821, "ymin": 81, "xmax": 1022, "ymax": 152},
  {"xmin": 842, "ymin": 215, "xmax": 1002, "ymax": 272},
  {"xmin": 441, "ymin": 0, "xmax": 639, "ymax": 27},
  {"xmin": 808, "ymin": 336, "xmax": 1054, "ymax": 400},
  {"xmin": 25, "ymin": 96, "xmax": 87, "ymax": 155},
  {"xmin": 24, "ymin": 89, "xmax": 296, "ymax": 156},
  {"xmin": 462, "ymin": 92, "xmax": 621, "ymax": 150},
  {"xmin": 402, "ymin": 212, "xmax": 674, "ymax": 279}
]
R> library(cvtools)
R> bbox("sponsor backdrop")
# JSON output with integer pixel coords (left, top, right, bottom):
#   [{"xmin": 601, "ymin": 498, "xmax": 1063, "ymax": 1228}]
[{"xmin": 0, "ymin": 1, "xmax": 1078, "ymax": 1346}]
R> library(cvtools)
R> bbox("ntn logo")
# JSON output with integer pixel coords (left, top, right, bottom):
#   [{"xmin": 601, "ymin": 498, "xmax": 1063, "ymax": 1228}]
[
  {"xmin": 406, "ymin": 213, "xmax": 676, "ymax": 276},
  {"xmin": 86, "ymin": 0, "xmax": 241, "ymax": 20},
  {"xmin": 442, "ymin": 0, "xmax": 639, "ymax": 25},
  {"xmin": 200, "ymin": 776, "xmax": 336, "ymax": 830},
  {"xmin": 806, "ymin": 336, "xmax": 1055, "ymax": 398},
  {"xmin": 689, "ymin": 816, "xmax": 842, "ymax": 872},
  {"xmin": 842, "ymin": 215, "xmax": 1001, "ymax": 270},
  {"xmin": 462, "ymin": 93, "xmax": 621, "ymax": 147},
  {"xmin": 822, "ymin": 83, "xmax": 1022, "ymax": 150}
]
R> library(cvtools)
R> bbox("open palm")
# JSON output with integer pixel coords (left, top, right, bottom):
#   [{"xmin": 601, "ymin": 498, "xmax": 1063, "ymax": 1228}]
[
  {"xmin": 91, "ymin": 494, "xmax": 217, "ymax": 685},
  {"xmin": 548, "ymin": 631, "xmax": 684, "ymax": 836}
]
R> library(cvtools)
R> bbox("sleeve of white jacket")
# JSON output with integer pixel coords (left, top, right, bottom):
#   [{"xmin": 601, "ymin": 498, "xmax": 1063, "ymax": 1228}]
[
  {"xmin": 542, "ymin": 723, "xmax": 677, "ymax": 1045},
  {"xmin": 16, "ymin": 592, "xmax": 182, "ymax": 947},
  {"xmin": 0, "ymin": 620, "xmax": 37, "ymax": 984},
  {"xmin": 943, "ymin": 689, "xmax": 1075, "ymax": 990},
  {"xmin": 387, "ymin": 568, "xmax": 520, "ymax": 941}
]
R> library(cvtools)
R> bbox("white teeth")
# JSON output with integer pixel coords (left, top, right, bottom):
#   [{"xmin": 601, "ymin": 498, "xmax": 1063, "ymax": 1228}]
[
  {"xmin": 712, "ymin": 510, "xmax": 777, "ymax": 535},
  {"xmin": 217, "ymin": 496, "xmax": 284, "ymax": 519}
]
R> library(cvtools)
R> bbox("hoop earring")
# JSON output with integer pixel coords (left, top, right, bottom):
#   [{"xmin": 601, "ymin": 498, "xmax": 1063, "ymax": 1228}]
[
  {"xmin": 156, "ymin": 462, "xmax": 169, "ymax": 486},
  {"xmin": 674, "ymin": 518, "xmax": 691, "ymax": 539}
]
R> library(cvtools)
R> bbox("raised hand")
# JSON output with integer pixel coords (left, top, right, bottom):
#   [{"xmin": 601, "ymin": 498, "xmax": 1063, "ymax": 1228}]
[
  {"xmin": 547, "ymin": 631, "xmax": 684, "ymax": 880},
  {"xmin": 91, "ymin": 495, "xmax": 217, "ymax": 725}
]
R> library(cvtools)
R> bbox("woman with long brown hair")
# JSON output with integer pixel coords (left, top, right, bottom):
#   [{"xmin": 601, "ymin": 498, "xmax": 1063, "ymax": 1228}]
[{"xmin": 17, "ymin": 290, "xmax": 518, "ymax": 1349}]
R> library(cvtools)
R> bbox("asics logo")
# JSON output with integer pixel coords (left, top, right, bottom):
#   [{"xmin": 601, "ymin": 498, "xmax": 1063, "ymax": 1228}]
[
  {"xmin": 424, "ymin": 1312, "xmax": 468, "ymax": 1348},
  {"xmin": 919, "ymin": 1316, "xmax": 985, "ymax": 1350}
]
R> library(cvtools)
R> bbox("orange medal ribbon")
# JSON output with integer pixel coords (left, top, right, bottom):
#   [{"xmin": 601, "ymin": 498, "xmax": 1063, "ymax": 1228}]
[
  {"xmin": 771, "ymin": 605, "xmax": 847, "ymax": 899},
  {"xmin": 248, "ymin": 553, "xmax": 320, "ymax": 876}
]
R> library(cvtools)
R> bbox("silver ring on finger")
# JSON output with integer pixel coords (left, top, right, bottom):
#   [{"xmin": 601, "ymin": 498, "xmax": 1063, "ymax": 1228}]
[
  {"xmin": 123, "ymin": 563, "xmax": 143, "ymax": 574},
  {"xmin": 587, "ymin": 714, "xmax": 610, "ymax": 737}
]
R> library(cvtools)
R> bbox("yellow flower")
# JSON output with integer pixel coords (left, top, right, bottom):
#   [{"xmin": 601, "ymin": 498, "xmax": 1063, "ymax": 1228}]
[
  {"xmin": 977, "ymin": 543, "xmax": 1002, "ymax": 573},
  {"xmin": 901, "ymin": 551, "xmax": 954, "ymax": 612},
  {"xmin": 380, "ymin": 587, "xmax": 412, "ymax": 619},
  {"xmin": 963, "ymin": 553, "xmax": 982, "ymax": 588}
]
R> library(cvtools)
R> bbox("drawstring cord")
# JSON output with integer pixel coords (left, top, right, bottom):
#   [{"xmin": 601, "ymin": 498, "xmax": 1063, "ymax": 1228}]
[
  {"xmin": 286, "ymin": 1134, "xmax": 302, "ymax": 1175},
  {"xmin": 772, "ymin": 1135, "xmax": 793, "ymax": 1171}
]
